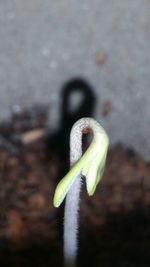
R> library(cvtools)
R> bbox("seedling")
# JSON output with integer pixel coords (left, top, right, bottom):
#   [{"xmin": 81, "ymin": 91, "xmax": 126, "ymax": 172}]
[{"xmin": 53, "ymin": 117, "xmax": 109, "ymax": 267}]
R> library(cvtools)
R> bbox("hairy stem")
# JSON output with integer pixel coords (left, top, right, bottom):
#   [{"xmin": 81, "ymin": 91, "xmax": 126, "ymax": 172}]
[
  {"xmin": 64, "ymin": 118, "xmax": 102, "ymax": 267},
  {"xmin": 64, "ymin": 121, "xmax": 82, "ymax": 267}
]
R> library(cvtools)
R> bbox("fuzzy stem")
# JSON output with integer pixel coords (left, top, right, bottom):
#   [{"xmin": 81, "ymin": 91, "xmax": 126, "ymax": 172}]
[
  {"xmin": 64, "ymin": 122, "xmax": 82, "ymax": 267},
  {"xmin": 64, "ymin": 118, "xmax": 101, "ymax": 267}
]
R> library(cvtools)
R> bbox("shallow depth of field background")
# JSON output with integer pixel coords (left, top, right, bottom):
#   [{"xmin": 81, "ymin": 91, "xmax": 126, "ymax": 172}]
[{"xmin": 0, "ymin": 0, "xmax": 150, "ymax": 158}]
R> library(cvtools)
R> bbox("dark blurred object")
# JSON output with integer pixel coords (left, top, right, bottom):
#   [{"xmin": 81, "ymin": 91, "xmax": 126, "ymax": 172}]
[
  {"xmin": 46, "ymin": 77, "xmax": 96, "ymax": 175},
  {"xmin": 61, "ymin": 77, "xmax": 96, "ymax": 134}
]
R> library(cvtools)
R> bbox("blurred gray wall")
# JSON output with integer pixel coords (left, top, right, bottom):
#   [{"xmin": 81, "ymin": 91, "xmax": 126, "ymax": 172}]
[{"xmin": 0, "ymin": 1, "xmax": 150, "ymax": 158}]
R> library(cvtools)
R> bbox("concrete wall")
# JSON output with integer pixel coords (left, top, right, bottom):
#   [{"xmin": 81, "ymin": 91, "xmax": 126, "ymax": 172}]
[{"xmin": 0, "ymin": 1, "xmax": 150, "ymax": 158}]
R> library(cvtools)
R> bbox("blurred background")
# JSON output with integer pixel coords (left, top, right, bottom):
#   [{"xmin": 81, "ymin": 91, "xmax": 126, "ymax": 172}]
[
  {"xmin": 0, "ymin": 0, "xmax": 150, "ymax": 158},
  {"xmin": 0, "ymin": 1, "xmax": 150, "ymax": 267}
]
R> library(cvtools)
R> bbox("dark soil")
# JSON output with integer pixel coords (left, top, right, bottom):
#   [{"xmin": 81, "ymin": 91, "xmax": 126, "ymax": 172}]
[{"xmin": 0, "ymin": 106, "xmax": 149, "ymax": 267}]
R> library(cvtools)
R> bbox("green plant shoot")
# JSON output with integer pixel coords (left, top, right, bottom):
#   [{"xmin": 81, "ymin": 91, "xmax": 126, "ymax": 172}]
[{"xmin": 53, "ymin": 119, "xmax": 109, "ymax": 208}]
